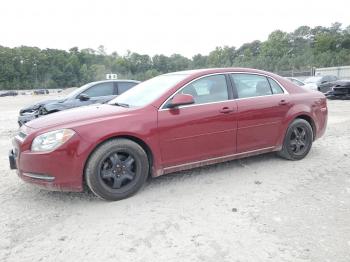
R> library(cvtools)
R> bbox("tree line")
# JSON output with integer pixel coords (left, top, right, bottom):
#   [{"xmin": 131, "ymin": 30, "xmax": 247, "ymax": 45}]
[{"xmin": 1, "ymin": 23, "xmax": 350, "ymax": 90}]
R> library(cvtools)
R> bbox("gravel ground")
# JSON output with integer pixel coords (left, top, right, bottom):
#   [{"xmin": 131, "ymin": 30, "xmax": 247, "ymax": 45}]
[{"xmin": 0, "ymin": 95, "xmax": 349, "ymax": 262}]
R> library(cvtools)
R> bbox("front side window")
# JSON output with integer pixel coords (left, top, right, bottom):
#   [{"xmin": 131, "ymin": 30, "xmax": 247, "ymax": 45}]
[
  {"xmin": 84, "ymin": 82, "xmax": 114, "ymax": 97},
  {"xmin": 180, "ymin": 75, "xmax": 228, "ymax": 104},
  {"xmin": 231, "ymin": 74, "xmax": 272, "ymax": 98}
]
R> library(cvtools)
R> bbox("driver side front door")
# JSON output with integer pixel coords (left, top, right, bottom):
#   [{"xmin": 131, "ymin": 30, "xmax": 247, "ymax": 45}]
[{"xmin": 157, "ymin": 74, "xmax": 238, "ymax": 169}]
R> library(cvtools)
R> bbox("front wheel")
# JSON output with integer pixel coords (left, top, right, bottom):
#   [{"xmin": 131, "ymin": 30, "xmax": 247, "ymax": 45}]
[
  {"xmin": 38, "ymin": 106, "xmax": 48, "ymax": 115},
  {"xmin": 277, "ymin": 119, "xmax": 313, "ymax": 160},
  {"xmin": 85, "ymin": 139, "xmax": 149, "ymax": 201}
]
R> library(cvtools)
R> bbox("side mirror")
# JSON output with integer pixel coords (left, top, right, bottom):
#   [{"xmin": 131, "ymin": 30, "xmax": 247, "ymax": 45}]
[
  {"xmin": 78, "ymin": 93, "xmax": 90, "ymax": 101},
  {"xmin": 168, "ymin": 94, "xmax": 194, "ymax": 108}
]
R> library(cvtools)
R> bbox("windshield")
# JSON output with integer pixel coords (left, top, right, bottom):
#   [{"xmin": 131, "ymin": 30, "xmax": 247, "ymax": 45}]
[
  {"xmin": 108, "ymin": 74, "xmax": 189, "ymax": 107},
  {"xmin": 304, "ymin": 76, "xmax": 322, "ymax": 84}
]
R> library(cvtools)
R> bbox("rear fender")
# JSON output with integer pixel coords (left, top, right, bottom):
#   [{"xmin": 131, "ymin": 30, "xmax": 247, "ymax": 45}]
[{"xmin": 276, "ymin": 104, "xmax": 313, "ymax": 147}]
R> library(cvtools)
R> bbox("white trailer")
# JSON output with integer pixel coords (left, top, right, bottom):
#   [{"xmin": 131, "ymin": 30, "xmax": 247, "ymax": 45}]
[{"xmin": 315, "ymin": 65, "xmax": 350, "ymax": 79}]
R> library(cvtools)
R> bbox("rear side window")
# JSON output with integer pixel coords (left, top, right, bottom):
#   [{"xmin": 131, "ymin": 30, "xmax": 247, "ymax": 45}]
[
  {"xmin": 180, "ymin": 74, "xmax": 228, "ymax": 104},
  {"xmin": 230, "ymin": 74, "xmax": 272, "ymax": 98},
  {"xmin": 268, "ymin": 78, "xmax": 284, "ymax": 94},
  {"xmin": 118, "ymin": 82, "xmax": 137, "ymax": 95},
  {"xmin": 84, "ymin": 82, "xmax": 114, "ymax": 97}
]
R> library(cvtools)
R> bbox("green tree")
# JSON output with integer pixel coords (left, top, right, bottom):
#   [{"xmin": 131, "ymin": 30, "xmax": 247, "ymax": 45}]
[{"xmin": 1, "ymin": 23, "xmax": 350, "ymax": 90}]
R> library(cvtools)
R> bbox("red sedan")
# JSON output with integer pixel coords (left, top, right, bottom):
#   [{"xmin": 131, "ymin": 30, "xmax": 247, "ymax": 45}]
[{"xmin": 9, "ymin": 68, "xmax": 328, "ymax": 200}]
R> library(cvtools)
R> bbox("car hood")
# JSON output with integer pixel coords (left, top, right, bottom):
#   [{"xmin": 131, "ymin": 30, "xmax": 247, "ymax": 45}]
[
  {"xmin": 20, "ymin": 98, "xmax": 66, "ymax": 112},
  {"xmin": 25, "ymin": 104, "xmax": 131, "ymax": 130}
]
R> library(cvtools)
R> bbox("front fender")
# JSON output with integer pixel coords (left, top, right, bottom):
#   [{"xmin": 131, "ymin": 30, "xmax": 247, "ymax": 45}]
[
  {"xmin": 20, "ymin": 99, "xmax": 59, "ymax": 114},
  {"xmin": 70, "ymin": 106, "xmax": 162, "ymax": 178},
  {"xmin": 43, "ymin": 103, "xmax": 69, "ymax": 112}
]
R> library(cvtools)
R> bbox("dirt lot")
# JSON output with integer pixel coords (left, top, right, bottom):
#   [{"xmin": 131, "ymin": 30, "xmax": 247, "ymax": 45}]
[{"xmin": 0, "ymin": 95, "xmax": 349, "ymax": 262}]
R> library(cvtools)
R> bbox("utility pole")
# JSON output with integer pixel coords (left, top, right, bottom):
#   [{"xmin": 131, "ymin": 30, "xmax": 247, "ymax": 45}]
[{"xmin": 33, "ymin": 57, "xmax": 38, "ymax": 87}]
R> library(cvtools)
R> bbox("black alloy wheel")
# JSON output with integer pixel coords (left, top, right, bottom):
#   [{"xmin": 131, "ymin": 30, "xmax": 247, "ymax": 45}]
[
  {"xmin": 38, "ymin": 106, "xmax": 48, "ymax": 115},
  {"xmin": 277, "ymin": 118, "xmax": 313, "ymax": 160},
  {"xmin": 99, "ymin": 152, "xmax": 136, "ymax": 190},
  {"xmin": 85, "ymin": 139, "xmax": 149, "ymax": 201},
  {"xmin": 289, "ymin": 126, "xmax": 309, "ymax": 156}
]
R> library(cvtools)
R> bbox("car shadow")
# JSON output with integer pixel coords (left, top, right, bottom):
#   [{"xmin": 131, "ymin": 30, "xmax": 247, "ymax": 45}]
[
  {"xmin": 42, "ymin": 190, "xmax": 98, "ymax": 202},
  {"xmin": 21, "ymin": 152, "xmax": 280, "ymax": 202},
  {"xmin": 147, "ymin": 152, "xmax": 279, "ymax": 186}
]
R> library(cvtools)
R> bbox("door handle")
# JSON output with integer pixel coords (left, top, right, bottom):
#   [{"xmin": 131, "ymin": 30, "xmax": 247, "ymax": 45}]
[
  {"xmin": 279, "ymin": 99, "xmax": 288, "ymax": 105},
  {"xmin": 219, "ymin": 107, "xmax": 234, "ymax": 113}
]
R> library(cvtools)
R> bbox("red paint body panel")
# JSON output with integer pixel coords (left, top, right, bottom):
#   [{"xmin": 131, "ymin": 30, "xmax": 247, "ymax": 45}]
[
  {"xmin": 12, "ymin": 68, "xmax": 328, "ymax": 191},
  {"xmin": 14, "ymin": 134, "xmax": 86, "ymax": 191},
  {"xmin": 158, "ymin": 100, "xmax": 237, "ymax": 167},
  {"xmin": 236, "ymin": 94, "xmax": 291, "ymax": 152}
]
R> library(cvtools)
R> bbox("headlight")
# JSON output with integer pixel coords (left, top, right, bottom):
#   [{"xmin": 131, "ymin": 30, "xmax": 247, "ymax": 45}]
[{"xmin": 31, "ymin": 129, "xmax": 75, "ymax": 152}]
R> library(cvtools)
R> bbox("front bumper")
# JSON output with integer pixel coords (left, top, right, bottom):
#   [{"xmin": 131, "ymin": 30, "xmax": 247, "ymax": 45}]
[{"xmin": 9, "ymin": 135, "xmax": 87, "ymax": 192}]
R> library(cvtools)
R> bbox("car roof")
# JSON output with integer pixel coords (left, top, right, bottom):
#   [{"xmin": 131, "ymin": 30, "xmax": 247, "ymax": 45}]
[
  {"xmin": 165, "ymin": 67, "xmax": 280, "ymax": 78},
  {"xmin": 87, "ymin": 79, "xmax": 141, "ymax": 85}
]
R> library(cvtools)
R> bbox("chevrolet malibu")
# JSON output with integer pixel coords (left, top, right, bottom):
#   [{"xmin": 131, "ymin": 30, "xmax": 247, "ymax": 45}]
[{"xmin": 9, "ymin": 68, "xmax": 328, "ymax": 201}]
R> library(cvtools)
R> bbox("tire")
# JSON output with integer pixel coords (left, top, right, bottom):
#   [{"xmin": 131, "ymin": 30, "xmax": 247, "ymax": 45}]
[
  {"xmin": 85, "ymin": 138, "xmax": 149, "ymax": 201},
  {"xmin": 38, "ymin": 106, "xmax": 48, "ymax": 115},
  {"xmin": 277, "ymin": 118, "xmax": 313, "ymax": 160}
]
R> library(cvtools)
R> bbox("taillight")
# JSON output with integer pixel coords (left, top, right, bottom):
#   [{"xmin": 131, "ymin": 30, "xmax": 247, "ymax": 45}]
[{"xmin": 319, "ymin": 97, "xmax": 327, "ymax": 112}]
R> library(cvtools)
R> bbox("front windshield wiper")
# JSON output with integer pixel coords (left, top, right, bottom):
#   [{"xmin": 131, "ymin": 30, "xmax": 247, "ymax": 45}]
[{"xmin": 112, "ymin": 102, "xmax": 130, "ymax": 108}]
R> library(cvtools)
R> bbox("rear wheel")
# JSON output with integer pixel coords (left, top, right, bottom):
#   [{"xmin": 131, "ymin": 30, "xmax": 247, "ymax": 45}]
[
  {"xmin": 277, "ymin": 119, "xmax": 313, "ymax": 160},
  {"xmin": 85, "ymin": 139, "xmax": 149, "ymax": 201}
]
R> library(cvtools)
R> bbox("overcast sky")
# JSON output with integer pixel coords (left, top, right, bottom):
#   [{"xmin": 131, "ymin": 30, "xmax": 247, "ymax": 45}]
[{"xmin": 1, "ymin": 0, "xmax": 349, "ymax": 57}]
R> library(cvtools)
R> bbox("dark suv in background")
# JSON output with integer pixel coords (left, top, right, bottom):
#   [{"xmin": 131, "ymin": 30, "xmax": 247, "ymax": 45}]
[
  {"xmin": 304, "ymin": 75, "xmax": 338, "ymax": 93},
  {"xmin": 18, "ymin": 80, "xmax": 140, "ymax": 126}
]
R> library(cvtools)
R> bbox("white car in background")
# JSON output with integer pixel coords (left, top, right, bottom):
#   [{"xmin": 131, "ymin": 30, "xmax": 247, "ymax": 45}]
[{"xmin": 286, "ymin": 77, "xmax": 305, "ymax": 86}]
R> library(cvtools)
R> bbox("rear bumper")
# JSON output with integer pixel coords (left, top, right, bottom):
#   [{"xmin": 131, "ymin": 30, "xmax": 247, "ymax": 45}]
[{"xmin": 314, "ymin": 106, "xmax": 328, "ymax": 140}]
